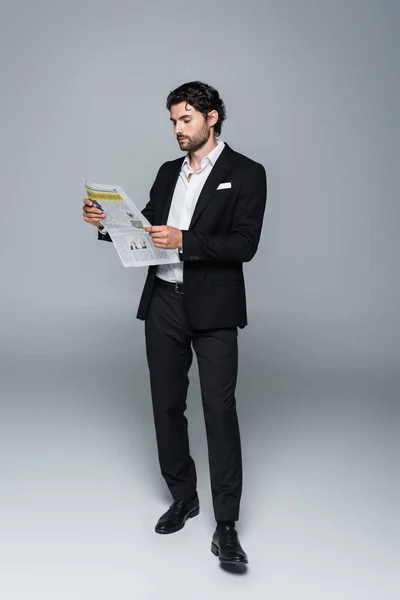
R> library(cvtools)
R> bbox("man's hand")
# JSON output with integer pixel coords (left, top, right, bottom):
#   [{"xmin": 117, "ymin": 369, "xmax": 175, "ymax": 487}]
[
  {"xmin": 82, "ymin": 198, "xmax": 106, "ymax": 227},
  {"xmin": 145, "ymin": 225, "xmax": 183, "ymax": 250}
]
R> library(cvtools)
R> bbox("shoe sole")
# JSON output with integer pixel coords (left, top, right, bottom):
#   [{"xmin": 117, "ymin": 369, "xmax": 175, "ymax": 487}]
[
  {"xmin": 211, "ymin": 542, "xmax": 248, "ymax": 564},
  {"xmin": 155, "ymin": 506, "xmax": 200, "ymax": 534}
]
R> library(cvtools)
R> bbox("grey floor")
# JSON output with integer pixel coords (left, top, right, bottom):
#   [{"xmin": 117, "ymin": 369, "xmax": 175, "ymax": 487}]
[{"xmin": 1, "ymin": 307, "xmax": 398, "ymax": 600}]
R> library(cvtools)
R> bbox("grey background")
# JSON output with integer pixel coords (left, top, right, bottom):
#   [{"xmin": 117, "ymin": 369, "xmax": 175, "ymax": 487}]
[{"xmin": 0, "ymin": 0, "xmax": 399, "ymax": 598}]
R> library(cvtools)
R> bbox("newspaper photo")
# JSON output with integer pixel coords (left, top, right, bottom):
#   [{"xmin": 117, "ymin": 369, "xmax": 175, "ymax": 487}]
[{"xmin": 83, "ymin": 179, "xmax": 180, "ymax": 268}]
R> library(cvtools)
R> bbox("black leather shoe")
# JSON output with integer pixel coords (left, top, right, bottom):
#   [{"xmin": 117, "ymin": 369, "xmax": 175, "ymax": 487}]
[
  {"xmin": 211, "ymin": 525, "xmax": 248, "ymax": 563},
  {"xmin": 155, "ymin": 495, "xmax": 199, "ymax": 534}
]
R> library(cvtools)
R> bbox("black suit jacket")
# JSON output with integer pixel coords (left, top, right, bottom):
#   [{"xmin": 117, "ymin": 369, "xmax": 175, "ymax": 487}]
[{"xmin": 98, "ymin": 143, "xmax": 267, "ymax": 329}]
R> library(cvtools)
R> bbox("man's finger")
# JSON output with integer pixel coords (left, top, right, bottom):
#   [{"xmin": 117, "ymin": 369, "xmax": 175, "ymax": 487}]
[
  {"xmin": 83, "ymin": 197, "xmax": 93, "ymax": 206},
  {"xmin": 146, "ymin": 226, "xmax": 167, "ymax": 232},
  {"xmin": 84, "ymin": 208, "xmax": 105, "ymax": 216},
  {"xmin": 84, "ymin": 213, "xmax": 102, "ymax": 223},
  {"xmin": 83, "ymin": 204, "xmax": 103, "ymax": 212}
]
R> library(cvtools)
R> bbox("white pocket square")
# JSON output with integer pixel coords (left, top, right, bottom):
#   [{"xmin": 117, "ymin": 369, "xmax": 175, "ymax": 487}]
[{"xmin": 217, "ymin": 182, "xmax": 232, "ymax": 190}]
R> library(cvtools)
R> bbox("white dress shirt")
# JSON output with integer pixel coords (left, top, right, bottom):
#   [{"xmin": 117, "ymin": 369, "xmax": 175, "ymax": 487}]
[{"xmin": 156, "ymin": 140, "xmax": 225, "ymax": 283}]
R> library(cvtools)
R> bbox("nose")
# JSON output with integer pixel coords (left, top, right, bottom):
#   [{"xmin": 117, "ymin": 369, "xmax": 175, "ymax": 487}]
[{"xmin": 174, "ymin": 123, "xmax": 183, "ymax": 136}]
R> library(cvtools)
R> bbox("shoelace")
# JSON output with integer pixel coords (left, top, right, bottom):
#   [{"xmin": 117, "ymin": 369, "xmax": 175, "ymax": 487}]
[
  {"xmin": 220, "ymin": 530, "xmax": 238, "ymax": 546},
  {"xmin": 169, "ymin": 501, "xmax": 186, "ymax": 516}
]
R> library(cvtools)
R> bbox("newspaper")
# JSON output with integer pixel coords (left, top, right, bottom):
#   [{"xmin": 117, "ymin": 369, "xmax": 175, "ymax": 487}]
[{"xmin": 83, "ymin": 179, "xmax": 180, "ymax": 268}]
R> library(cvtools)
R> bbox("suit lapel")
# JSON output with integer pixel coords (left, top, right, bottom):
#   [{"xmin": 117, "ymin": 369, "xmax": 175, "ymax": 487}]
[{"xmin": 189, "ymin": 144, "xmax": 234, "ymax": 230}]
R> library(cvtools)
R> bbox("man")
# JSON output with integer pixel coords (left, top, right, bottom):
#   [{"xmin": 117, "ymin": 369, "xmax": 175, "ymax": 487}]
[{"xmin": 83, "ymin": 81, "xmax": 267, "ymax": 565}]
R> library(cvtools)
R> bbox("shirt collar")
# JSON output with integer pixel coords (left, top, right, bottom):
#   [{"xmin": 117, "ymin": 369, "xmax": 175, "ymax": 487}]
[{"xmin": 182, "ymin": 139, "xmax": 225, "ymax": 173}]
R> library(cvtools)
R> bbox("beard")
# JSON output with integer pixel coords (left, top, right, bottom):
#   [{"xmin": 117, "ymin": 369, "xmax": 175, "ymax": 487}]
[{"xmin": 177, "ymin": 123, "xmax": 210, "ymax": 152}]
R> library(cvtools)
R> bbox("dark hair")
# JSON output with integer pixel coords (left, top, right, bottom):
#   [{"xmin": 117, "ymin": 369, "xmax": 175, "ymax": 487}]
[{"xmin": 166, "ymin": 81, "xmax": 226, "ymax": 136}]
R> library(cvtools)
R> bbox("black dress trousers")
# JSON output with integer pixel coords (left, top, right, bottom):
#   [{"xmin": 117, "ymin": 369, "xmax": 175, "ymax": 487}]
[{"xmin": 144, "ymin": 278, "xmax": 243, "ymax": 521}]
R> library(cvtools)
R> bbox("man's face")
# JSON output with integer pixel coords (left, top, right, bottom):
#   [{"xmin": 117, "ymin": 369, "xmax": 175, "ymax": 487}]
[{"xmin": 170, "ymin": 102, "xmax": 211, "ymax": 152}]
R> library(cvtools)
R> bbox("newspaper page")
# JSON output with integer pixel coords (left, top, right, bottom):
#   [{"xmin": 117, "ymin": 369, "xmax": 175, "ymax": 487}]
[{"xmin": 83, "ymin": 179, "xmax": 180, "ymax": 268}]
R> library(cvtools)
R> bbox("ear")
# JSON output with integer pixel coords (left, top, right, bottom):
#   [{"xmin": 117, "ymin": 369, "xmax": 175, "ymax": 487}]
[{"xmin": 207, "ymin": 110, "xmax": 219, "ymax": 128}]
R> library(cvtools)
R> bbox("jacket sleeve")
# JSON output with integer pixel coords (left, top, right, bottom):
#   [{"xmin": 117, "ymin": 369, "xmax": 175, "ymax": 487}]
[
  {"xmin": 140, "ymin": 177, "xmax": 157, "ymax": 225},
  {"xmin": 97, "ymin": 164, "xmax": 165, "ymax": 242},
  {"xmin": 141, "ymin": 162, "xmax": 169, "ymax": 225},
  {"xmin": 180, "ymin": 162, "xmax": 267, "ymax": 263},
  {"xmin": 97, "ymin": 227, "xmax": 112, "ymax": 242}
]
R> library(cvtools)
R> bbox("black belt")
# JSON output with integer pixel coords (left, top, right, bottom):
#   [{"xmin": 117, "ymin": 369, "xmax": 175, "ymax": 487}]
[{"xmin": 155, "ymin": 277, "xmax": 185, "ymax": 295}]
